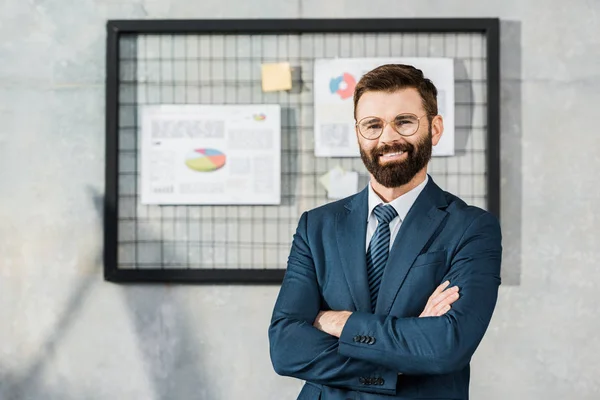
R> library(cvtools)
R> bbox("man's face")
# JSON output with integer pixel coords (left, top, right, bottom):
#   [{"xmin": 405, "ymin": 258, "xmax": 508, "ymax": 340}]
[{"xmin": 355, "ymin": 88, "xmax": 442, "ymax": 188}]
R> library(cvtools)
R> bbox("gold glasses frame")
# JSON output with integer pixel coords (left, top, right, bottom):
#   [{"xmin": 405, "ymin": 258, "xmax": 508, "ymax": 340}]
[{"xmin": 355, "ymin": 113, "xmax": 429, "ymax": 140}]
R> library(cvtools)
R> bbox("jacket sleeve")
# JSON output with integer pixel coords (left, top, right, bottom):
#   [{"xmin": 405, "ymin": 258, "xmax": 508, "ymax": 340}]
[
  {"xmin": 338, "ymin": 212, "xmax": 502, "ymax": 375},
  {"xmin": 268, "ymin": 211, "xmax": 398, "ymax": 395}
]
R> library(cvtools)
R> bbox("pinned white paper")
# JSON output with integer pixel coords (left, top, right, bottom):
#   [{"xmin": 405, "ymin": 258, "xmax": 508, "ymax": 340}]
[
  {"xmin": 319, "ymin": 166, "xmax": 359, "ymax": 199},
  {"xmin": 140, "ymin": 104, "xmax": 281, "ymax": 205}
]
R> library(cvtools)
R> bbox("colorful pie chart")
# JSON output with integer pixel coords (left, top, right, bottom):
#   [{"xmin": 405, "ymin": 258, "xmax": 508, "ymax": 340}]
[{"xmin": 185, "ymin": 148, "xmax": 226, "ymax": 172}]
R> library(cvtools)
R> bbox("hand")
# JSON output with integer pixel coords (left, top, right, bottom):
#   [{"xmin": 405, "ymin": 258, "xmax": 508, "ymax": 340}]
[
  {"xmin": 419, "ymin": 280, "xmax": 460, "ymax": 317},
  {"xmin": 313, "ymin": 310, "xmax": 352, "ymax": 338}
]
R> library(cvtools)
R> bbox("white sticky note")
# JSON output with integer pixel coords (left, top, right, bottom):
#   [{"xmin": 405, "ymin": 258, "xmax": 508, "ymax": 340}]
[
  {"xmin": 318, "ymin": 169, "xmax": 334, "ymax": 192},
  {"xmin": 329, "ymin": 169, "xmax": 359, "ymax": 199},
  {"xmin": 261, "ymin": 62, "xmax": 292, "ymax": 92},
  {"xmin": 319, "ymin": 166, "xmax": 359, "ymax": 199}
]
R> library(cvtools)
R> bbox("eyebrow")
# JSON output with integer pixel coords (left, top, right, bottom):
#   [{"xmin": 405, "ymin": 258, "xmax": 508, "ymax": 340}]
[{"xmin": 361, "ymin": 117, "xmax": 382, "ymax": 123}]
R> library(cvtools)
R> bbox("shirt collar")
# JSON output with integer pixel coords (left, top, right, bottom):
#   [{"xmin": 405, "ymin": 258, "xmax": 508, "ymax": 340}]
[{"xmin": 367, "ymin": 175, "xmax": 429, "ymax": 222}]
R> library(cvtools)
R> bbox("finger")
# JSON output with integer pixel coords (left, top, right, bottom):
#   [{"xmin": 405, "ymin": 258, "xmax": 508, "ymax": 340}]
[
  {"xmin": 429, "ymin": 280, "xmax": 450, "ymax": 300},
  {"xmin": 421, "ymin": 300, "xmax": 448, "ymax": 318},
  {"xmin": 419, "ymin": 303, "xmax": 433, "ymax": 317},
  {"xmin": 433, "ymin": 290, "xmax": 460, "ymax": 310},
  {"xmin": 422, "ymin": 285, "xmax": 455, "ymax": 316},
  {"xmin": 422, "ymin": 293, "xmax": 449, "ymax": 317},
  {"xmin": 421, "ymin": 283, "xmax": 457, "ymax": 318},
  {"xmin": 430, "ymin": 286, "xmax": 459, "ymax": 308},
  {"xmin": 313, "ymin": 311, "xmax": 325, "ymax": 325},
  {"xmin": 432, "ymin": 292, "xmax": 460, "ymax": 314},
  {"xmin": 435, "ymin": 304, "xmax": 451, "ymax": 316}
]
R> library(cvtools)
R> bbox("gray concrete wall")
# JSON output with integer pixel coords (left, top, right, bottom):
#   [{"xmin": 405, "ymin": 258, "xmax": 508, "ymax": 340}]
[{"xmin": 1, "ymin": 1, "xmax": 598, "ymax": 399}]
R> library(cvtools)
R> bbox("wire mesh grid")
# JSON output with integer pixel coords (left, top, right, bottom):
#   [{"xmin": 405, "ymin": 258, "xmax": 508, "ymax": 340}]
[{"xmin": 116, "ymin": 31, "xmax": 488, "ymax": 272}]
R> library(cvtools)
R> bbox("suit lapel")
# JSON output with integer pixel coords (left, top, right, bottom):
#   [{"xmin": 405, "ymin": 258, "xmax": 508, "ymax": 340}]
[
  {"xmin": 375, "ymin": 177, "xmax": 449, "ymax": 315},
  {"xmin": 335, "ymin": 187, "xmax": 372, "ymax": 313}
]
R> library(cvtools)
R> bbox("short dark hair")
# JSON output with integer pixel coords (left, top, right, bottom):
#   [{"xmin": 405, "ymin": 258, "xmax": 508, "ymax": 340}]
[{"xmin": 353, "ymin": 64, "xmax": 438, "ymax": 120}]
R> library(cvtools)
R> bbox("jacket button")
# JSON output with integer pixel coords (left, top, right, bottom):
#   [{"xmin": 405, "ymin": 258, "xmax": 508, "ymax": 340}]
[
  {"xmin": 368, "ymin": 337, "xmax": 376, "ymax": 345},
  {"xmin": 353, "ymin": 335, "xmax": 360, "ymax": 342},
  {"xmin": 359, "ymin": 377, "xmax": 366, "ymax": 384},
  {"xmin": 378, "ymin": 377, "xmax": 385, "ymax": 385}
]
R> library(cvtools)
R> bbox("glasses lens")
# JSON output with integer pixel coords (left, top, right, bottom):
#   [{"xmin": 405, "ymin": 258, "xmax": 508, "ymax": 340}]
[
  {"xmin": 393, "ymin": 114, "xmax": 419, "ymax": 136},
  {"xmin": 358, "ymin": 117, "xmax": 384, "ymax": 139}
]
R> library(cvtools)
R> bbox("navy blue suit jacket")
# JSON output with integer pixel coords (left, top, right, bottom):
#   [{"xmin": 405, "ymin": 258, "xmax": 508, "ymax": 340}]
[{"xmin": 269, "ymin": 177, "xmax": 502, "ymax": 400}]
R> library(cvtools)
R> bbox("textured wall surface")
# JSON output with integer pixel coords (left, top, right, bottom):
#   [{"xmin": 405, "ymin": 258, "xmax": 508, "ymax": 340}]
[{"xmin": 1, "ymin": 1, "xmax": 599, "ymax": 399}]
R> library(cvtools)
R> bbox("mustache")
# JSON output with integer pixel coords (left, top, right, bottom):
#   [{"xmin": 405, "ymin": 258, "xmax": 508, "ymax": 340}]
[{"xmin": 372, "ymin": 143, "xmax": 413, "ymax": 157}]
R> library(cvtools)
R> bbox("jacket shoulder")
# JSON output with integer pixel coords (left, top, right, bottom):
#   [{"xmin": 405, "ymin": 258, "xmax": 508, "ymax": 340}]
[
  {"xmin": 443, "ymin": 190, "xmax": 500, "ymax": 228},
  {"xmin": 304, "ymin": 191, "xmax": 361, "ymax": 219}
]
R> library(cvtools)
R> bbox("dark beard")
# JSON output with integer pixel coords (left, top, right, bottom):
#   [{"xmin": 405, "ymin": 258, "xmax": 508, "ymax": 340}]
[{"xmin": 360, "ymin": 130, "xmax": 432, "ymax": 188}]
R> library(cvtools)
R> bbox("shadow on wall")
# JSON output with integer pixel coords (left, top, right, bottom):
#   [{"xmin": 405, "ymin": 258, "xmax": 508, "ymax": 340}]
[
  {"xmin": 452, "ymin": 22, "xmax": 523, "ymax": 286},
  {"xmin": 0, "ymin": 189, "xmax": 106, "ymax": 400},
  {"xmin": 499, "ymin": 20, "xmax": 523, "ymax": 286},
  {"xmin": 1, "ymin": 187, "xmax": 215, "ymax": 400},
  {"xmin": 453, "ymin": 59, "xmax": 475, "ymax": 155}
]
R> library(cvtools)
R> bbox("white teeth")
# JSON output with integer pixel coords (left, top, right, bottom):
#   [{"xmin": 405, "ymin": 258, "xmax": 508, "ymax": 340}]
[{"xmin": 383, "ymin": 151, "xmax": 403, "ymax": 157}]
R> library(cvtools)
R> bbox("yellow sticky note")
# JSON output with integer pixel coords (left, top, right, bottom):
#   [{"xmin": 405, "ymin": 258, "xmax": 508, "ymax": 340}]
[{"xmin": 261, "ymin": 62, "xmax": 292, "ymax": 92}]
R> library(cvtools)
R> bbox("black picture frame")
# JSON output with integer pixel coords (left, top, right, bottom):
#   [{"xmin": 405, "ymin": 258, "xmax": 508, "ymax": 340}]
[{"xmin": 104, "ymin": 18, "xmax": 500, "ymax": 284}]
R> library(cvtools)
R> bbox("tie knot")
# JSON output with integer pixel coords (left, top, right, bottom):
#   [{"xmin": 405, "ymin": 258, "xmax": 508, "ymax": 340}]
[{"xmin": 373, "ymin": 204, "xmax": 398, "ymax": 224}]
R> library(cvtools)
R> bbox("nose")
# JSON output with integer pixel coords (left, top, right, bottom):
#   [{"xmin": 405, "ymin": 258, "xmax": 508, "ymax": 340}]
[{"xmin": 379, "ymin": 121, "xmax": 400, "ymax": 143}]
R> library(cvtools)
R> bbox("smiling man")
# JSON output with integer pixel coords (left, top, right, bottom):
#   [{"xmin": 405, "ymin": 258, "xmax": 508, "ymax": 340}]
[{"xmin": 269, "ymin": 64, "xmax": 502, "ymax": 400}]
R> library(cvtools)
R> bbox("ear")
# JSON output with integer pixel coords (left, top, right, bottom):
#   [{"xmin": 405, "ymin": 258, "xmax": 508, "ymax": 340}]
[{"xmin": 430, "ymin": 115, "xmax": 444, "ymax": 146}]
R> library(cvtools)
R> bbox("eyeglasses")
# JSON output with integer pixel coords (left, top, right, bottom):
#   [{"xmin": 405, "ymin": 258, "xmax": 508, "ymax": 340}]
[{"xmin": 355, "ymin": 113, "xmax": 428, "ymax": 140}]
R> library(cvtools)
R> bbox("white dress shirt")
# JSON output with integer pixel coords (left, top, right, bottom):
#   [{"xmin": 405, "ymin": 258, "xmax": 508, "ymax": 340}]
[{"xmin": 366, "ymin": 175, "xmax": 429, "ymax": 252}]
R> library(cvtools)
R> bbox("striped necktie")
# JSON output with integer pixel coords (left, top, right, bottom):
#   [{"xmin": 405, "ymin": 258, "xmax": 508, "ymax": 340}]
[{"xmin": 366, "ymin": 204, "xmax": 398, "ymax": 311}]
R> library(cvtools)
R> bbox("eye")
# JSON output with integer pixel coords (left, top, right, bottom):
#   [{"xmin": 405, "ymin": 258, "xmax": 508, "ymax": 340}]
[
  {"xmin": 361, "ymin": 118, "xmax": 383, "ymax": 130},
  {"xmin": 395, "ymin": 117, "xmax": 417, "ymax": 126},
  {"xmin": 367, "ymin": 122, "xmax": 382, "ymax": 129}
]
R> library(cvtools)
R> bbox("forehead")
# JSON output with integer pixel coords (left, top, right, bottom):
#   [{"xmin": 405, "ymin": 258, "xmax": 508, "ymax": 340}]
[{"xmin": 355, "ymin": 88, "xmax": 424, "ymax": 119}]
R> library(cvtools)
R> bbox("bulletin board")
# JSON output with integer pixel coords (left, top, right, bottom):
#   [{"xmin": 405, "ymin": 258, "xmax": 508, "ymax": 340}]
[{"xmin": 104, "ymin": 19, "xmax": 500, "ymax": 283}]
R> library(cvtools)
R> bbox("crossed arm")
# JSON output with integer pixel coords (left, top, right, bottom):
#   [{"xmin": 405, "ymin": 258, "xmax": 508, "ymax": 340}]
[
  {"xmin": 313, "ymin": 280, "xmax": 459, "ymax": 338},
  {"xmin": 268, "ymin": 211, "xmax": 502, "ymax": 395}
]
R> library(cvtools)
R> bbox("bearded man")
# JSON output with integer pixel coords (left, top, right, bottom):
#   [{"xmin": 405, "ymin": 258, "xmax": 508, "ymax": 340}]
[{"xmin": 269, "ymin": 64, "xmax": 502, "ymax": 400}]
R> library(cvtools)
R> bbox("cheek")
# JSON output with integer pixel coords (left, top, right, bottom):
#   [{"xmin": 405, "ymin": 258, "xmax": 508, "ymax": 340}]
[
  {"xmin": 401, "ymin": 137, "xmax": 418, "ymax": 150},
  {"xmin": 358, "ymin": 137, "xmax": 377, "ymax": 152},
  {"xmin": 409, "ymin": 129, "xmax": 429, "ymax": 147},
  {"xmin": 362, "ymin": 143, "xmax": 378, "ymax": 155}
]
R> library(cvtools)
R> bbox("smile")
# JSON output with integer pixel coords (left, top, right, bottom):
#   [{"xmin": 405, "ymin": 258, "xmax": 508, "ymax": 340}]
[{"xmin": 380, "ymin": 151, "xmax": 405, "ymax": 160}]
